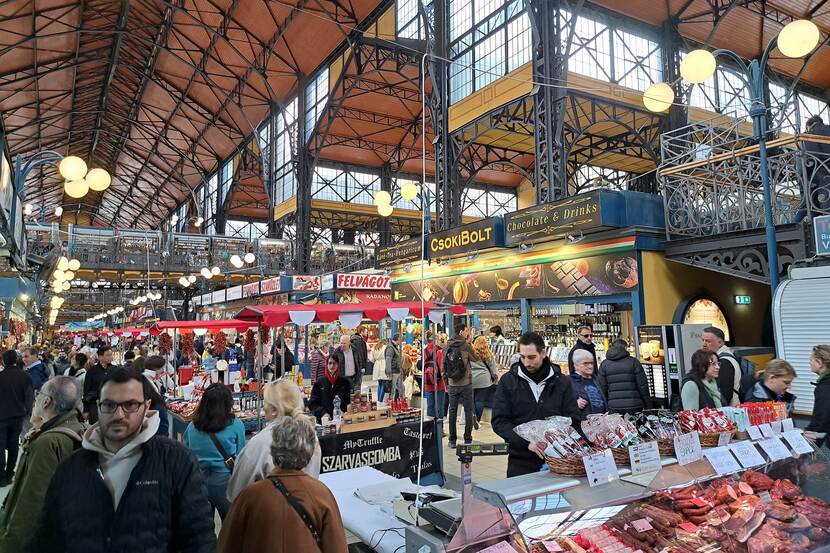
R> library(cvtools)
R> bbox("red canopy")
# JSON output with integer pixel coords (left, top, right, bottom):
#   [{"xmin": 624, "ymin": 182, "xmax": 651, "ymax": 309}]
[
  {"xmin": 235, "ymin": 301, "xmax": 466, "ymax": 327},
  {"xmin": 149, "ymin": 319, "xmax": 255, "ymax": 335},
  {"xmin": 113, "ymin": 327, "xmax": 150, "ymax": 337}
]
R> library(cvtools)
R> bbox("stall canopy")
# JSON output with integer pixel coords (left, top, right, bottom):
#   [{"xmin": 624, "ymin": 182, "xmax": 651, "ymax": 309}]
[
  {"xmin": 112, "ymin": 327, "xmax": 150, "ymax": 337},
  {"xmin": 235, "ymin": 302, "xmax": 466, "ymax": 327},
  {"xmin": 149, "ymin": 319, "xmax": 255, "ymax": 335}
]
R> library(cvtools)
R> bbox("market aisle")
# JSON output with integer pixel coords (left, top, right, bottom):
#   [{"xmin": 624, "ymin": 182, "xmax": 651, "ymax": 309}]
[{"xmin": 441, "ymin": 420, "xmax": 509, "ymax": 485}]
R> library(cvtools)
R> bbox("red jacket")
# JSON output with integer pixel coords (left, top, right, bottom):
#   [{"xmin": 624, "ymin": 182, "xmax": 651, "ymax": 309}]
[{"xmin": 423, "ymin": 344, "xmax": 445, "ymax": 392}]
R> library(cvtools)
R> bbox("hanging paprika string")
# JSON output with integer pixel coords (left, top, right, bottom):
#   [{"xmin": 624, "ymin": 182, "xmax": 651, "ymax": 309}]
[
  {"xmin": 214, "ymin": 331, "xmax": 227, "ymax": 355},
  {"xmin": 159, "ymin": 332, "xmax": 173, "ymax": 356}
]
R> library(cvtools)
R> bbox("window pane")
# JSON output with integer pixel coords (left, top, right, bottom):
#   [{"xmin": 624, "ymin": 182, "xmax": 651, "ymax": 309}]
[
  {"xmin": 612, "ymin": 29, "xmax": 661, "ymax": 91},
  {"xmin": 567, "ymin": 15, "xmax": 611, "ymax": 81},
  {"xmin": 304, "ymin": 69, "xmax": 329, "ymax": 140}
]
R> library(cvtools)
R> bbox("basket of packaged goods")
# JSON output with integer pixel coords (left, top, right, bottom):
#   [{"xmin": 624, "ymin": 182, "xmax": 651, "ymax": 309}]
[
  {"xmin": 514, "ymin": 417, "xmax": 593, "ymax": 476},
  {"xmin": 677, "ymin": 408, "xmax": 736, "ymax": 447},
  {"xmin": 633, "ymin": 410, "xmax": 681, "ymax": 456},
  {"xmin": 582, "ymin": 413, "xmax": 640, "ymax": 466}
]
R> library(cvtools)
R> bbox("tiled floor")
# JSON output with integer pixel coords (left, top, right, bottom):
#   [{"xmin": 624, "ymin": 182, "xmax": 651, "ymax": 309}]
[{"xmin": 440, "ymin": 414, "xmax": 510, "ymax": 489}]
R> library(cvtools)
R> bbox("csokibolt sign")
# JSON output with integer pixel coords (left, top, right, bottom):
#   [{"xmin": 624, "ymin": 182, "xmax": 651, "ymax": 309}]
[
  {"xmin": 427, "ymin": 217, "xmax": 505, "ymax": 259},
  {"xmin": 336, "ymin": 273, "xmax": 391, "ymax": 290}
]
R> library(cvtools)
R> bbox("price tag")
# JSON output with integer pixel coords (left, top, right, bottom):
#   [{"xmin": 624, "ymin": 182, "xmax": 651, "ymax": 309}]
[
  {"xmin": 783, "ymin": 430, "xmax": 814, "ymax": 455},
  {"xmin": 631, "ymin": 519, "xmax": 654, "ymax": 532},
  {"xmin": 704, "ymin": 446, "xmax": 743, "ymax": 475},
  {"xmin": 542, "ymin": 541, "xmax": 563, "ymax": 552},
  {"xmin": 729, "ymin": 440, "xmax": 767, "ymax": 468},
  {"xmin": 582, "ymin": 449, "xmax": 619, "ymax": 487},
  {"xmin": 629, "ymin": 441, "xmax": 661, "ymax": 475},
  {"xmin": 718, "ymin": 432, "xmax": 732, "ymax": 446},
  {"xmin": 678, "ymin": 522, "xmax": 700, "ymax": 534},
  {"xmin": 758, "ymin": 437, "xmax": 792, "ymax": 461},
  {"xmin": 770, "ymin": 420, "xmax": 783, "ymax": 434},
  {"xmin": 747, "ymin": 426, "xmax": 763, "ymax": 441},
  {"xmin": 759, "ymin": 423, "xmax": 774, "ymax": 438},
  {"xmin": 674, "ymin": 431, "xmax": 703, "ymax": 466},
  {"xmin": 782, "ymin": 419, "xmax": 795, "ymax": 432}
]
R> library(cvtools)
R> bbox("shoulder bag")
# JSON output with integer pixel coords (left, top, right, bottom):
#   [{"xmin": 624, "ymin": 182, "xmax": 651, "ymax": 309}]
[
  {"xmin": 268, "ymin": 475, "xmax": 323, "ymax": 551},
  {"xmin": 207, "ymin": 432, "xmax": 236, "ymax": 472}
]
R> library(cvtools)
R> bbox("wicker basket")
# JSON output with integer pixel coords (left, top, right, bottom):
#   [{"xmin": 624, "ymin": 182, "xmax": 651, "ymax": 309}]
[
  {"xmin": 544, "ymin": 455, "xmax": 587, "ymax": 476},
  {"xmin": 657, "ymin": 438, "xmax": 676, "ymax": 457},
  {"xmin": 610, "ymin": 447, "xmax": 631, "ymax": 466},
  {"xmin": 699, "ymin": 430, "xmax": 736, "ymax": 448}
]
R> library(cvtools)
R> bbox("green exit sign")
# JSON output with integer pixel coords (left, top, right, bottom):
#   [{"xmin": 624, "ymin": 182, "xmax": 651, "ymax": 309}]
[{"xmin": 734, "ymin": 295, "xmax": 752, "ymax": 305}]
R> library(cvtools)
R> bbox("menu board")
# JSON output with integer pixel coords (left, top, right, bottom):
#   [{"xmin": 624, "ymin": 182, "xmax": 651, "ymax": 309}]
[
  {"xmin": 682, "ymin": 298, "xmax": 730, "ymax": 342},
  {"xmin": 637, "ymin": 326, "xmax": 666, "ymax": 365}
]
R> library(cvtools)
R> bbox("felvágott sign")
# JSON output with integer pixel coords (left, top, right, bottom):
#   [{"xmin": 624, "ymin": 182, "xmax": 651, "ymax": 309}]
[
  {"xmin": 427, "ymin": 217, "xmax": 505, "ymax": 259},
  {"xmin": 337, "ymin": 273, "xmax": 391, "ymax": 290},
  {"xmin": 376, "ymin": 237, "xmax": 422, "ymax": 268}
]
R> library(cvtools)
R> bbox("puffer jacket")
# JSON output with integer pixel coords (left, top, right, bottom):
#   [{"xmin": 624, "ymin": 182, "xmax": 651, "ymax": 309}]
[
  {"xmin": 445, "ymin": 335, "xmax": 474, "ymax": 387},
  {"xmin": 28, "ymin": 435, "xmax": 215, "ymax": 553},
  {"xmin": 743, "ymin": 380, "xmax": 796, "ymax": 415},
  {"xmin": 596, "ymin": 344, "xmax": 652, "ymax": 414}
]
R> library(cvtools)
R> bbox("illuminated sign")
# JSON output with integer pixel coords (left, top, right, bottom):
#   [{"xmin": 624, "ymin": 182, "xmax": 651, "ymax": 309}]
[
  {"xmin": 504, "ymin": 190, "xmax": 617, "ymax": 246},
  {"xmin": 734, "ymin": 295, "xmax": 752, "ymax": 305},
  {"xmin": 427, "ymin": 218, "xmax": 504, "ymax": 259},
  {"xmin": 814, "ymin": 215, "xmax": 830, "ymax": 256},
  {"xmin": 337, "ymin": 273, "xmax": 392, "ymax": 290}
]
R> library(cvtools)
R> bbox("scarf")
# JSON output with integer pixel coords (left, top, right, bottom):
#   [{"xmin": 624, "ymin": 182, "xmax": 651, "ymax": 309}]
[
  {"xmin": 325, "ymin": 367, "xmax": 339, "ymax": 386},
  {"xmin": 520, "ymin": 358, "xmax": 552, "ymax": 384},
  {"xmin": 819, "ymin": 368, "xmax": 830, "ymax": 383}
]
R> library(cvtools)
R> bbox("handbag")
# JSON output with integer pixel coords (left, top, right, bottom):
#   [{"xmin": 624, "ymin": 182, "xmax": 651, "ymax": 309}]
[
  {"xmin": 207, "ymin": 433, "xmax": 235, "ymax": 472},
  {"xmin": 268, "ymin": 475, "xmax": 323, "ymax": 551}
]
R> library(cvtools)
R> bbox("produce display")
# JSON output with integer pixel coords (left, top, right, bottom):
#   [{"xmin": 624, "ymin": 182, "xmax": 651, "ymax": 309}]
[{"xmin": 738, "ymin": 402, "xmax": 790, "ymax": 426}]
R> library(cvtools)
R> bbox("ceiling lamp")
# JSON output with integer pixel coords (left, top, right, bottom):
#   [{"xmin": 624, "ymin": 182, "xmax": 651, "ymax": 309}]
[
  {"xmin": 68, "ymin": 259, "xmax": 80, "ymax": 271},
  {"xmin": 171, "ymin": 214, "xmax": 179, "ymax": 225},
  {"xmin": 378, "ymin": 203, "xmax": 394, "ymax": 217},
  {"xmin": 187, "ymin": 275, "xmax": 197, "ymax": 284},
  {"xmin": 63, "ymin": 270, "xmax": 75, "ymax": 281},
  {"xmin": 195, "ymin": 216, "xmax": 204, "ymax": 226},
  {"xmin": 211, "ymin": 266, "xmax": 221, "ymax": 275},
  {"xmin": 53, "ymin": 269, "xmax": 65, "ymax": 281},
  {"xmin": 23, "ymin": 204, "xmax": 33, "ymax": 216},
  {"xmin": 65, "ymin": 179, "xmax": 89, "ymax": 199},
  {"xmin": 777, "ymin": 20, "xmax": 820, "ymax": 58},
  {"xmin": 57, "ymin": 257, "xmax": 69, "ymax": 271},
  {"xmin": 58, "ymin": 156, "xmax": 87, "ymax": 181},
  {"xmin": 401, "ymin": 182, "xmax": 419, "ymax": 201},
  {"xmin": 200, "ymin": 267, "xmax": 212, "ymax": 279},
  {"xmin": 680, "ymin": 49, "xmax": 717, "ymax": 84},
  {"xmin": 244, "ymin": 252, "xmax": 255, "ymax": 264},
  {"xmin": 62, "ymin": 281, "xmax": 71, "ymax": 291},
  {"xmin": 86, "ymin": 168, "xmax": 111, "ymax": 192},
  {"xmin": 230, "ymin": 255, "xmax": 244, "ymax": 268},
  {"xmin": 642, "ymin": 82, "xmax": 674, "ymax": 113},
  {"xmin": 375, "ymin": 191, "xmax": 391, "ymax": 206},
  {"xmin": 55, "ymin": 206, "xmax": 63, "ymax": 217},
  {"xmin": 178, "ymin": 276, "xmax": 189, "ymax": 287}
]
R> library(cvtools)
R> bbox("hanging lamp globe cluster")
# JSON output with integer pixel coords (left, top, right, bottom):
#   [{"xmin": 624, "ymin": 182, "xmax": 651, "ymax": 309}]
[
  {"xmin": 130, "ymin": 291, "xmax": 162, "ymax": 305},
  {"xmin": 59, "ymin": 156, "xmax": 111, "ymax": 198},
  {"xmin": 52, "ymin": 256, "xmax": 81, "ymax": 293},
  {"xmin": 374, "ymin": 190, "xmax": 394, "ymax": 217},
  {"xmin": 642, "ymin": 19, "xmax": 820, "ymax": 113}
]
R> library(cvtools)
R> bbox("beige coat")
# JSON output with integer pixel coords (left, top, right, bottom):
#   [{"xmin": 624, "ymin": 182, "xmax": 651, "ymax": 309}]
[{"xmin": 370, "ymin": 345, "xmax": 388, "ymax": 381}]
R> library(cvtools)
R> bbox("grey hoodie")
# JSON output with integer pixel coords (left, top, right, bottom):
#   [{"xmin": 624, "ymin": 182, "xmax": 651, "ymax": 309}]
[{"xmin": 81, "ymin": 411, "xmax": 160, "ymax": 508}]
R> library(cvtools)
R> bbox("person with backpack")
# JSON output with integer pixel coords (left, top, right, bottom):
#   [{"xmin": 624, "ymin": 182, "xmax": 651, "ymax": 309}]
[
  {"xmin": 742, "ymin": 359, "xmax": 796, "ymax": 414},
  {"xmin": 0, "ymin": 376, "xmax": 86, "ymax": 553},
  {"xmin": 596, "ymin": 339, "xmax": 652, "ymax": 415},
  {"xmin": 423, "ymin": 333, "xmax": 446, "ymax": 422},
  {"xmin": 0, "ymin": 350, "xmax": 33, "ymax": 487},
  {"xmin": 445, "ymin": 323, "xmax": 476, "ymax": 448},
  {"xmin": 680, "ymin": 349, "xmax": 724, "ymax": 410},
  {"xmin": 701, "ymin": 327, "xmax": 741, "ymax": 406}
]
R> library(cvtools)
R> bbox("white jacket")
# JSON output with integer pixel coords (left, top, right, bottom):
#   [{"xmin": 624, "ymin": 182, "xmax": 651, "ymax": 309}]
[{"xmin": 370, "ymin": 345, "xmax": 388, "ymax": 381}]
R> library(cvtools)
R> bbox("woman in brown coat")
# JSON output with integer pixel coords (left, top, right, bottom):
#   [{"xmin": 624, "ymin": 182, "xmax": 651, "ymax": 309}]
[{"xmin": 218, "ymin": 416, "xmax": 347, "ymax": 553}]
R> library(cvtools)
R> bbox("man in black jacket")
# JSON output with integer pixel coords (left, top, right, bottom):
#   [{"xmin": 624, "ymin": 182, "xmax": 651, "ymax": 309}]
[
  {"xmin": 351, "ymin": 327, "xmax": 368, "ymax": 377},
  {"xmin": 83, "ymin": 346, "xmax": 115, "ymax": 424},
  {"xmin": 568, "ymin": 326, "xmax": 596, "ymax": 374},
  {"xmin": 0, "ymin": 350, "xmax": 33, "ymax": 486},
  {"xmin": 492, "ymin": 332, "xmax": 582, "ymax": 477},
  {"xmin": 28, "ymin": 367, "xmax": 215, "ymax": 553},
  {"xmin": 333, "ymin": 333, "xmax": 362, "ymax": 392},
  {"xmin": 596, "ymin": 339, "xmax": 652, "ymax": 415}
]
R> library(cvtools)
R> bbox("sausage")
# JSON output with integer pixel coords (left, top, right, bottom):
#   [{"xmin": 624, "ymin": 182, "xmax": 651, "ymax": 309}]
[
  {"xmin": 687, "ymin": 515, "xmax": 709, "ymax": 524},
  {"xmin": 682, "ymin": 506, "xmax": 713, "ymax": 517}
]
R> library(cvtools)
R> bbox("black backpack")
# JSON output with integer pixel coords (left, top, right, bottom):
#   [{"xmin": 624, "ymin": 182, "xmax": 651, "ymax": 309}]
[
  {"xmin": 443, "ymin": 346, "xmax": 466, "ymax": 381},
  {"xmin": 720, "ymin": 351, "xmax": 757, "ymax": 402}
]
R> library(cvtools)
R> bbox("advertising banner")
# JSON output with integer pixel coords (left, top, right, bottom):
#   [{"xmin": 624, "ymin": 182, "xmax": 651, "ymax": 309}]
[
  {"xmin": 427, "ymin": 217, "xmax": 505, "ymax": 259},
  {"xmin": 319, "ymin": 420, "xmax": 439, "ymax": 479},
  {"xmin": 260, "ymin": 277, "xmax": 282, "ymax": 295},
  {"xmin": 376, "ymin": 237, "xmax": 423, "ymax": 268},
  {"xmin": 391, "ymin": 252, "xmax": 638, "ymax": 303},
  {"xmin": 225, "ymin": 285, "xmax": 242, "ymax": 301},
  {"xmin": 336, "ymin": 273, "xmax": 392, "ymax": 290},
  {"xmin": 242, "ymin": 282, "xmax": 260, "ymax": 298},
  {"xmin": 292, "ymin": 275, "xmax": 321, "ymax": 291},
  {"xmin": 335, "ymin": 290, "xmax": 391, "ymax": 304}
]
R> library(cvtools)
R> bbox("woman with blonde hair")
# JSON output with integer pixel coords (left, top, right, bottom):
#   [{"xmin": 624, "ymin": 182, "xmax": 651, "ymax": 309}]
[
  {"xmin": 807, "ymin": 345, "xmax": 830, "ymax": 446},
  {"xmin": 743, "ymin": 359, "xmax": 796, "ymax": 413},
  {"xmin": 370, "ymin": 339, "xmax": 389, "ymax": 402},
  {"xmin": 470, "ymin": 335, "xmax": 498, "ymax": 425},
  {"xmin": 226, "ymin": 380, "xmax": 321, "ymax": 502}
]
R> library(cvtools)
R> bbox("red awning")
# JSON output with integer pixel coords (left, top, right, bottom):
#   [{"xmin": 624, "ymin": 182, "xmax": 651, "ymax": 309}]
[
  {"xmin": 113, "ymin": 327, "xmax": 150, "ymax": 337},
  {"xmin": 235, "ymin": 301, "xmax": 466, "ymax": 327},
  {"xmin": 149, "ymin": 319, "xmax": 255, "ymax": 335}
]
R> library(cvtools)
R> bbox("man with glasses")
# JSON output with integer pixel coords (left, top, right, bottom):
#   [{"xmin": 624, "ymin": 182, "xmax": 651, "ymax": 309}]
[
  {"xmin": 568, "ymin": 326, "xmax": 597, "ymax": 375},
  {"xmin": 29, "ymin": 367, "xmax": 215, "ymax": 553},
  {"xmin": 0, "ymin": 375, "xmax": 85, "ymax": 553}
]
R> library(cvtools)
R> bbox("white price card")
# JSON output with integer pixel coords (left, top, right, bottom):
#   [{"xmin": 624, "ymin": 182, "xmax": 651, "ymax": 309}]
[
  {"xmin": 674, "ymin": 431, "xmax": 703, "ymax": 466},
  {"xmin": 729, "ymin": 440, "xmax": 767, "ymax": 468},
  {"xmin": 759, "ymin": 423, "xmax": 774, "ymax": 438},
  {"xmin": 583, "ymin": 449, "xmax": 619, "ymax": 487},
  {"xmin": 704, "ymin": 446, "xmax": 742, "ymax": 475},
  {"xmin": 758, "ymin": 437, "xmax": 792, "ymax": 461},
  {"xmin": 770, "ymin": 420, "xmax": 783, "ymax": 434},
  {"xmin": 782, "ymin": 419, "xmax": 795, "ymax": 432},
  {"xmin": 747, "ymin": 426, "xmax": 763, "ymax": 441},
  {"xmin": 629, "ymin": 441, "xmax": 661, "ymax": 475},
  {"xmin": 783, "ymin": 430, "xmax": 814, "ymax": 455},
  {"xmin": 718, "ymin": 432, "xmax": 732, "ymax": 446}
]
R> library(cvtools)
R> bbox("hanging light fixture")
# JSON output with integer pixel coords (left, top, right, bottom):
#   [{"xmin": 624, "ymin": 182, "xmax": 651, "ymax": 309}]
[
  {"xmin": 58, "ymin": 156, "xmax": 87, "ymax": 181},
  {"xmin": 378, "ymin": 203, "xmax": 394, "ymax": 217},
  {"xmin": 23, "ymin": 204, "xmax": 33, "ymax": 216},
  {"xmin": 178, "ymin": 276, "xmax": 189, "ymax": 287},
  {"xmin": 680, "ymin": 49, "xmax": 717, "ymax": 84},
  {"xmin": 53, "ymin": 269, "xmax": 65, "ymax": 281},
  {"xmin": 200, "ymin": 267, "xmax": 213, "ymax": 279},
  {"xmin": 68, "ymin": 259, "xmax": 80, "ymax": 271},
  {"xmin": 187, "ymin": 275, "xmax": 197, "ymax": 284},
  {"xmin": 642, "ymin": 82, "xmax": 675, "ymax": 113},
  {"xmin": 57, "ymin": 257, "xmax": 69, "ymax": 271},
  {"xmin": 63, "ymin": 270, "xmax": 75, "ymax": 281},
  {"xmin": 230, "ymin": 255, "xmax": 244, "ymax": 268},
  {"xmin": 244, "ymin": 252, "xmax": 256, "ymax": 264},
  {"xmin": 62, "ymin": 281, "xmax": 70, "ymax": 291},
  {"xmin": 54, "ymin": 206, "xmax": 63, "ymax": 217},
  {"xmin": 211, "ymin": 266, "xmax": 221, "ymax": 275},
  {"xmin": 65, "ymin": 179, "xmax": 89, "ymax": 199},
  {"xmin": 85, "ymin": 168, "xmax": 111, "ymax": 192},
  {"xmin": 401, "ymin": 182, "xmax": 419, "ymax": 201},
  {"xmin": 195, "ymin": 216, "xmax": 204, "ymax": 226},
  {"xmin": 777, "ymin": 20, "xmax": 820, "ymax": 58}
]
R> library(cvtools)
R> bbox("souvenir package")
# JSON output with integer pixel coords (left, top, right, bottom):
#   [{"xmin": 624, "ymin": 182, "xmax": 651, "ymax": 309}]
[
  {"xmin": 582, "ymin": 414, "xmax": 640, "ymax": 449},
  {"xmin": 677, "ymin": 408, "xmax": 735, "ymax": 433},
  {"xmin": 513, "ymin": 417, "xmax": 593, "ymax": 459},
  {"xmin": 633, "ymin": 410, "xmax": 681, "ymax": 441},
  {"xmin": 737, "ymin": 401, "xmax": 789, "ymax": 426}
]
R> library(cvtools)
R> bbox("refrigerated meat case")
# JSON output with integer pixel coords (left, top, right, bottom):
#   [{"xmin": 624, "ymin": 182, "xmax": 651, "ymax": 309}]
[{"xmin": 417, "ymin": 441, "xmax": 830, "ymax": 553}]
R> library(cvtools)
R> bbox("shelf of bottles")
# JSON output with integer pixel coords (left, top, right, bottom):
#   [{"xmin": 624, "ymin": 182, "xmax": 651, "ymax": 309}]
[
  {"xmin": 474, "ymin": 307, "xmax": 523, "ymax": 342},
  {"xmin": 530, "ymin": 302, "xmax": 634, "ymax": 372}
]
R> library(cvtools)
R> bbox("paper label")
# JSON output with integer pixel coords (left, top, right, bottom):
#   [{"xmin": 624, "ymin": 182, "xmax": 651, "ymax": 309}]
[
  {"xmin": 631, "ymin": 519, "xmax": 654, "ymax": 532},
  {"xmin": 704, "ymin": 446, "xmax": 743, "ymax": 475},
  {"xmin": 629, "ymin": 441, "xmax": 661, "ymax": 475},
  {"xmin": 729, "ymin": 440, "xmax": 767, "ymax": 468},
  {"xmin": 758, "ymin": 437, "xmax": 792, "ymax": 461},
  {"xmin": 583, "ymin": 449, "xmax": 619, "ymax": 487},
  {"xmin": 770, "ymin": 420, "xmax": 783, "ymax": 434},
  {"xmin": 759, "ymin": 423, "xmax": 774, "ymax": 438},
  {"xmin": 674, "ymin": 431, "xmax": 703, "ymax": 466},
  {"xmin": 747, "ymin": 426, "xmax": 763, "ymax": 441},
  {"xmin": 783, "ymin": 430, "xmax": 814, "ymax": 455},
  {"xmin": 678, "ymin": 522, "xmax": 700, "ymax": 534},
  {"xmin": 542, "ymin": 541, "xmax": 563, "ymax": 552},
  {"xmin": 718, "ymin": 432, "xmax": 732, "ymax": 446},
  {"xmin": 782, "ymin": 419, "xmax": 795, "ymax": 432}
]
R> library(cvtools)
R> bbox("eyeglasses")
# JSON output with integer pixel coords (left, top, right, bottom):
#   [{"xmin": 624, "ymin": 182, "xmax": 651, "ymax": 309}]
[
  {"xmin": 580, "ymin": 334, "xmax": 592, "ymax": 338},
  {"xmin": 98, "ymin": 400, "xmax": 144, "ymax": 414}
]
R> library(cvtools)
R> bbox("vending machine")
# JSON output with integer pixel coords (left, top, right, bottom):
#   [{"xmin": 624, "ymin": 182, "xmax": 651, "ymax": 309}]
[{"xmin": 635, "ymin": 324, "xmax": 708, "ymax": 408}]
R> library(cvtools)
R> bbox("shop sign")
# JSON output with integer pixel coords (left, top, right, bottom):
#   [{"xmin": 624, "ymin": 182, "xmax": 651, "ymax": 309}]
[
  {"xmin": 504, "ymin": 190, "xmax": 617, "ymax": 246},
  {"xmin": 337, "ymin": 273, "xmax": 392, "ymax": 290},
  {"xmin": 815, "ymin": 215, "xmax": 830, "ymax": 256},
  {"xmin": 292, "ymin": 275, "xmax": 321, "ymax": 291},
  {"xmin": 225, "ymin": 285, "xmax": 242, "ymax": 301},
  {"xmin": 321, "ymin": 273, "xmax": 334, "ymax": 290},
  {"xmin": 427, "ymin": 217, "xmax": 504, "ymax": 259},
  {"xmin": 376, "ymin": 237, "xmax": 422, "ymax": 268},
  {"xmin": 211, "ymin": 290, "xmax": 225, "ymax": 304},
  {"xmin": 336, "ymin": 290, "xmax": 390, "ymax": 304},
  {"xmin": 260, "ymin": 277, "xmax": 282, "ymax": 295},
  {"xmin": 682, "ymin": 298, "xmax": 730, "ymax": 342},
  {"xmin": 242, "ymin": 282, "xmax": 260, "ymax": 298},
  {"xmin": 391, "ymin": 252, "xmax": 638, "ymax": 303},
  {"xmin": 319, "ymin": 420, "xmax": 439, "ymax": 479}
]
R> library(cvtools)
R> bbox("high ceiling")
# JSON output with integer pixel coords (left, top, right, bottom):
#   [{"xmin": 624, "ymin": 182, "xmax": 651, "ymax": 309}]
[{"xmin": 0, "ymin": 0, "xmax": 384, "ymax": 228}]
